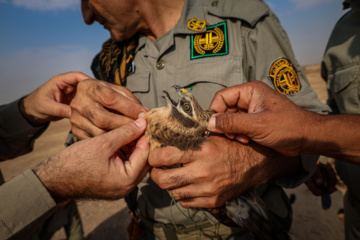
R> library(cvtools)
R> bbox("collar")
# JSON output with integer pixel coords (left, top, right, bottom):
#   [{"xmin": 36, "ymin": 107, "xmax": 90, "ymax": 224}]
[{"xmin": 173, "ymin": 0, "xmax": 208, "ymax": 35}]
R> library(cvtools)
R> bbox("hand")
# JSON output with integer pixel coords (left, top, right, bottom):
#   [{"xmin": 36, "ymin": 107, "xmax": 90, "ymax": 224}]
[
  {"xmin": 70, "ymin": 79, "xmax": 149, "ymax": 139},
  {"xmin": 149, "ymin": 135, "xmax": 299, "ymax": 208},
  {"xmin": 305, "ymin": 161, "xmax": 337, "ymax": 196},
  {"xmin": 21, "ymin": 72, "xmax": 90, "ymax": 125},
  {"xmin": 208, "ymin": 81, "xmax": 313, "ymax": 157},
  {"xmin": 33, "ymin": 118, "xmax": 150, "ymax": 205}
]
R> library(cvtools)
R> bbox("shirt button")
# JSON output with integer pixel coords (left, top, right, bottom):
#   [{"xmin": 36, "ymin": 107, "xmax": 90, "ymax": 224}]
[
  {"xmin": 211, "ymin": 1, "xmax": 218, "ymax": 6},
  {"xmin": 156, "ymin": 61, "xmax": 165, "ymax": 70}
]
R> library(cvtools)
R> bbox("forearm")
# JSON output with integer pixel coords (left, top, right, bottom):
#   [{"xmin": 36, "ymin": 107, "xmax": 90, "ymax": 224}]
[
  {"xmin": 0, "ymin": 98, "xmax": 49, "ymax": 160},
  {"xmin": 244, "ymin": 142, "xmax": 301, "ymax": 187},
  {"xmin": 0, "ymin": 169, "xmax": 57, "ymax": 239},
  {"xmin": 302, "ymin": 113, "xmax": 360, "ymax": 164}
]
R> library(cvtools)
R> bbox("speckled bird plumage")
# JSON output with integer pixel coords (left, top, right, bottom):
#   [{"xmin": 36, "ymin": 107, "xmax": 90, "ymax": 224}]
[
  {"xmin": 144, "ymin": 86, "xmax": 290, "ymax": 240},
  {"xmin": 145, "ymin": 86, "xmax": 215, "ymax": 151}
]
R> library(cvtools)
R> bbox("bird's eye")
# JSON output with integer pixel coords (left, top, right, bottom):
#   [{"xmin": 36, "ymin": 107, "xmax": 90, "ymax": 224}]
[{"xmin": 182, "ymin": 103, "xmax": 192, "ymax": 113}]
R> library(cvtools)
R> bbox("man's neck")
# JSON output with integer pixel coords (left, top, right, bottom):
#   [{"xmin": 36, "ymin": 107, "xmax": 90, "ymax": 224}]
[{"xmin": 140, "ymin": 0, "xmax": 185, "ymax": 41}]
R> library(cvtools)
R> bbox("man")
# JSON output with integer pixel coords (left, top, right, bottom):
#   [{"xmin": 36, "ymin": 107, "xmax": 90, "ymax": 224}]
[
  {"xmin": 207, "ymin": 81, "xmax": 360, "ymax": 164},
  {"xmin": 71, "ymin": 0, "xmax": 330, "ymax": 239},
  {"xmin": 0, "ymin": 72, "xmax": 150, "ymax": 239},
  {"xmin": 321, "ymin": 1, "xmax": 360, "ymax": 238}
]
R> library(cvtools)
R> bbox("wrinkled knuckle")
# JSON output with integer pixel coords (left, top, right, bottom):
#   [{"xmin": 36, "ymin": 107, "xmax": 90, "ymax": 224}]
[
  {"xmin": 92, "ymin": 111, "xmax": 109, "ymax": 129},
  {"xmin": 100, "ymin": 88, "xmax": 117, "ymax": 106},
  {"xmin": 196, "ymin": 167, "xmax": 212, "ymax": 180},
  {"xmin": 179, "ymin": 200, "xmax": 194, "ymax": 209},
  {"xmin": 158, "ymin": 148, "xmax": 174, "ymax": 162},
  {"xmin": 156, "ymin": 174, "xmax": 171, "ymax": 189},
  {"xmin": 207, "ymin": 184, "xmax": 221, "ymax": 195},
  {"xmin": 82, "ymin": 106, "xmax": 96, "ymax": 121},
  {"xmin": 217, "ymin": 114, "xmax": 233, "ymax": 132}
]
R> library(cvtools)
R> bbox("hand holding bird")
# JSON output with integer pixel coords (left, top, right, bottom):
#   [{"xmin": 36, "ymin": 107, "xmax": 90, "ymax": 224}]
[{"xmin": 146, "ymin": 86, "xmax": 292, "ymax": 240}]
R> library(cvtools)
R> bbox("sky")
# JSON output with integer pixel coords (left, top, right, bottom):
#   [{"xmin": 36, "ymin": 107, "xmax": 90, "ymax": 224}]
[{"xmin": 0, "ymin": 0, "xmax": 346, "ymax": 105}]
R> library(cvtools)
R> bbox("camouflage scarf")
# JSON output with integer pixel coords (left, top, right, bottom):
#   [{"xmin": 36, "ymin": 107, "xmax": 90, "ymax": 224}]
[{"xmin": 91, "ymin": 36, "xmax": 138, "ymax": 85}]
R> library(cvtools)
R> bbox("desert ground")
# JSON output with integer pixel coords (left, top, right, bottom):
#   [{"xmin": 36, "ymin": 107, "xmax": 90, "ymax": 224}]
[{"xmin": 0, "ymin": 64, "xmax": 346, "ymax": 239}]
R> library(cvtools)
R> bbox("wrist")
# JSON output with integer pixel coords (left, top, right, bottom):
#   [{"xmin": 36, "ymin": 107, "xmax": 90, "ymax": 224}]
[
  {"xmin": 32, "ymin": 159, "xmax": 72, "ymax": 206},
  {"xmin": 299, "ymin": 111, "xmax": 326, "ymax": 155},
  {"xmin": 19, "ymin": 96, "xmax": 49, "ymax": 126}
]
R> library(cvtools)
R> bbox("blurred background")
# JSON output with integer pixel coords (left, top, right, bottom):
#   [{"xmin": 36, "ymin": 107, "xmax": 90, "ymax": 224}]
[{"xmin": 0, "ymin": 0, "xmax": 345, "ymax": 104}]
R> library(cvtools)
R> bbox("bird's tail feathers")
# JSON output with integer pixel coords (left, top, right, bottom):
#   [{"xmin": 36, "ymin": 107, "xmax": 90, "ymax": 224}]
[{"xmin": 226, "ymin": 189, "xmax": 290, "ymax": 240}]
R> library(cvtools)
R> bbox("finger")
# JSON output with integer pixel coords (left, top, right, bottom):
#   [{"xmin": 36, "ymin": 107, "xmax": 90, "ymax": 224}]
[
  {"xmin": 105, "ymin": 118, "xmax": 148, "ymax": 152},
  {"xmin": 72, "ymin": 99, "xmax": 134, "ymax": 131},
  {"xmin": 126, "ymin": 135, "xmax": 150, "ymax": 176},
  {"xmin": 44, "ymin": 102, "xmax": 72, "ymax": 119},
  {"xmin": 179, "ymin": 196, "xmax": 225, "ymax": 209},
  {"xmin": 207, "ymin": 112, "xmax": 255, "ymax": 135},
  {"xmin": 148, "ymin": 146, "xmax": 193, "ymax": 167},
  {"xmin": 93, "ymin": 82, "xmax": 147, "ymax": 119},
  {"xmin": 111, "ymin": 84, "xmax": 142, "ymax": 104},
  {"xmin": 209, "ymin": 87, "xmax": 242, "ymax": 113},
  {"xmin": 71, "ymin": 111, "xmax": 106, "ymax": 139},
  {"xmin": 235, "ymin": 134, "xmax": 251, "ymax": 144},
  {"xmin": 209, "ymin": 82, "xmax": 265, "ymax": 113},
  {"xmin": 56, "ymin": 72, "xmax": 91, "ymax": 89},
  {"xmin": 150, "ymin": 167, "xmax": 194, "ymax": 190},
  {"xmin": 224, "ymin": 133, "xmax": 236, "ymax": 139}
]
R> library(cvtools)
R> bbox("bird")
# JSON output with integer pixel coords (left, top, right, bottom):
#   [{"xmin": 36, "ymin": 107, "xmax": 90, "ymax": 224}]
[{"xmin": 144, "ymin": 85, "xmax": 290, "ymax": 240}]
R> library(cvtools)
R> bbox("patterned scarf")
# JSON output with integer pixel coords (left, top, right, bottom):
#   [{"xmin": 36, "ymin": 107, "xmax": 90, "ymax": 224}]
[{"xmin": 91, "ymin": 36, "xmax": 138, "ymax": 85}]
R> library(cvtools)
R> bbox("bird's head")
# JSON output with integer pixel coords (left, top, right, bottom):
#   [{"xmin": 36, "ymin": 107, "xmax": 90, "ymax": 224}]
[{"xmin": 162, "ymin": 85, "xmax": 210, "ymax": 124}]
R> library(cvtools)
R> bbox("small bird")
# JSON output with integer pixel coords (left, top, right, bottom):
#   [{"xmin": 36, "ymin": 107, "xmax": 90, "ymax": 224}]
[{"xmin": 144, "ymin": 86, "xmax": 290, "ymax": 240}]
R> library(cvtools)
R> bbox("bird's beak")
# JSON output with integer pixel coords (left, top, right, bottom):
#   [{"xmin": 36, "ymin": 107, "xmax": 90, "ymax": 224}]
[
  {"xmin": 172, "ymin": 85, "xmax": 188, "ymax": 93},
  {"xmin": 162, "ymin": 91, "xmax": 177, "ymax": 106}
]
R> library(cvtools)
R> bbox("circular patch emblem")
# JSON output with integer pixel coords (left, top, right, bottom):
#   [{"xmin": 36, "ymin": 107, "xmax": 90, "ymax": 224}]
[{"xmin": 268, "ymin": 58, "xmax": 301, "ymax": 95}]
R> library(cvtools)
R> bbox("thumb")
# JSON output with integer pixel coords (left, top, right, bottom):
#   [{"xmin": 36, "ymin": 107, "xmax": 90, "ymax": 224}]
[
  {"xmin": 101, "ymin": 118, "xmax": 148, "ymax": 153},
  {"xmin": 207, "ymin": 112, "xmax": 254, "ymax": 135},
  {"xmin": 45, "ymin": 102, "xmax": 72, "ymax": 119},
  {"xmin": 126, "ymin": 135, "xmax": 150, "ymax": 176}
]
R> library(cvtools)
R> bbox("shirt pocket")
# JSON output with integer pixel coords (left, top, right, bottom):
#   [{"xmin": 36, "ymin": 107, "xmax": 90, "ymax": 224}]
[
  {"xmin": 125, "ymin": 71, "xmax": 157, "ymax": 108},
  {"xmin": 175, "ymin": 56, "xmax": 243, "ymax": 109},
  {"xmin": 327, "ymin": 65, "xmax": 360, "ymax": 114}
]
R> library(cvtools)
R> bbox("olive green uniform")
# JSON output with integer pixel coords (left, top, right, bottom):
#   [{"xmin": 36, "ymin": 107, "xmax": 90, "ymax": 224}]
[
  {"xmin": 0, "ymin": 99, "xmax": 83, "ymax": 240},
  {"xmin": 321, "ymin": 1, "xmax": 360, "ymax": 239},
  {"xmin": 112, "ymin": 0, "xmax": 330, "ymax": 239}
]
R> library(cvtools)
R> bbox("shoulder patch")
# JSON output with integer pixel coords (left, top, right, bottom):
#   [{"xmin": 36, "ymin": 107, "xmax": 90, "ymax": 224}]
[
  {"xmin": 268, "ymin": 58, "xmax": 301, "ymax": 95},
  {"xmin": 190, "ymin": 22, "xmax": 228, "ymax": 60}
]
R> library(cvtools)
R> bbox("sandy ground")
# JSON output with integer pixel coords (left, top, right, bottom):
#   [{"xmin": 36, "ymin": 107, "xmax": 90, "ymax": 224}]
[{"xmin": 0, "ymin": 64, "xmax": 346, "ymax": 240}]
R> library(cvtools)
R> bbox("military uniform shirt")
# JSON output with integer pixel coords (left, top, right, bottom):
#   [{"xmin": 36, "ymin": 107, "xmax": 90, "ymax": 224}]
[{"xmin": 123, "ymin": 0, "xmax": 331, "ymax": 228}]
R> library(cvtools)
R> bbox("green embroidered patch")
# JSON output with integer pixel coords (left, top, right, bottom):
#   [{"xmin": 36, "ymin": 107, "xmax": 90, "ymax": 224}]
[{"xmin": 190, "ymin": 22, "xmax": 228, "ymax": 60}]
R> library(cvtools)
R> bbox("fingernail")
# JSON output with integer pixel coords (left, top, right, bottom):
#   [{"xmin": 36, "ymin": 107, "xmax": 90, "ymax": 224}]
[
  {"xmin": 208, "ymin": 116, "xmax": 216, "ymax": 130},
  {"xmin": 138, "ymin": 112, "xmax": 145, "ymax": 118},
  {"xmin": 134, "ymin": 118, "xmax": 147, "ymax": 129}
]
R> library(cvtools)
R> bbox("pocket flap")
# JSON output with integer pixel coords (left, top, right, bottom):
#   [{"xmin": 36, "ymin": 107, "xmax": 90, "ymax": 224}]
[
  {"xmin": 327, "ymin": 65, "xmax": 359, "ymax": 93},
  {"xmin": 126, "ymin": 71, "xmax": 150, "ymax": 93}
]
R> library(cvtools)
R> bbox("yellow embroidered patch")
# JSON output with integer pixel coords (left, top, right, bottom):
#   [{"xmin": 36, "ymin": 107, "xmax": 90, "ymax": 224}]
[
  {"xmin": 191, "ymin": 22, "xmax": 228, "ymax": 59},
  {"xmin": 268, "ymin": 58, "xmax": 301, "ymax": 95},
  {"xmin": 187, "ymin": 17, "xmax": 207, "ymax": 32}
]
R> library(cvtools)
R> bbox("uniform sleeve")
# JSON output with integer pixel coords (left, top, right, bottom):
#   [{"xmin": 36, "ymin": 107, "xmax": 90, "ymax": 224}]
[
  {"xmin": 0, "ymin": 99, "xmax": 49, "ymax": 161},
  {"xmin": 243, "ymin": 10, "xmax": 331, "ymax": 187},
  {"xmin": 0, "ymin": 169, "xmax": 57, "ymax": 239}
]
